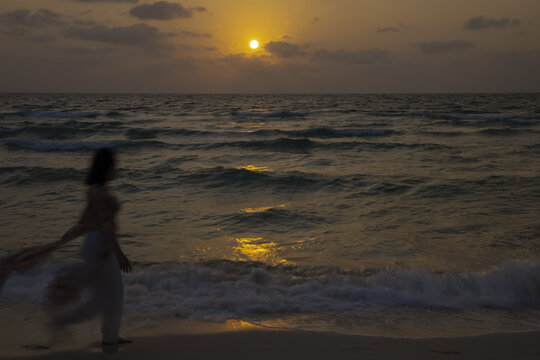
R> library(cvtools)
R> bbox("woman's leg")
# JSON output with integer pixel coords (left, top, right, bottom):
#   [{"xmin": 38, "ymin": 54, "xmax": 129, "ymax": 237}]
[{"xmin": 98, "ymin": 253, "xmax": 123, "ymax": 344}]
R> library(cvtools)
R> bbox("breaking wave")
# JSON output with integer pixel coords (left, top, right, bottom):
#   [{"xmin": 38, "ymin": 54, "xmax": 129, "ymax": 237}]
[{"xmin": 2, "ymin": 260, "xmax": 540, "ymax": 321}]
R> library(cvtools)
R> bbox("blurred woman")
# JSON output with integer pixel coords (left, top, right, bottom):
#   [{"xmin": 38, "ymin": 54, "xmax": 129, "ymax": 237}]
[{"xmin": 48, "ymin": 148, "xmax": 132, "ymax": 345}]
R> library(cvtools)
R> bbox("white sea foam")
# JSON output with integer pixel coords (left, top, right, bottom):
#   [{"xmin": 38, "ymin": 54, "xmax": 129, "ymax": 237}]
[{"xmin": 2, "ymin": 260, "xmax": 539, "ymax": 321}]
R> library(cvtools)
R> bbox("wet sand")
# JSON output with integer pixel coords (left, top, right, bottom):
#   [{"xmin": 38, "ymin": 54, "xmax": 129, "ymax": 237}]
[{"xmin": 0, "ymin": 306, "xmax": 539, "ymax": 360}]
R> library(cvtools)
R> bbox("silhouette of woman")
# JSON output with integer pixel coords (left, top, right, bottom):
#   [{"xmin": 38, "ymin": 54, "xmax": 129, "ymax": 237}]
[{"xmin": 47, "ymin": 148, "xmax": 132, "ymax": 345}]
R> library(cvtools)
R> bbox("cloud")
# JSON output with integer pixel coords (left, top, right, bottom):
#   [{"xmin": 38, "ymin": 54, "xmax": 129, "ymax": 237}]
[
  {"xmin": 129, "ymin": 1, "xmax": 206, "ymax": 20},
  {"xmin": 417, "ymin": 40, "xmax": 475, "ymax": 54},
  {"xmin": 64, "ymin": 23, "xmax": 174, "ymax": 47},
  {"xmin": 68, "ymin": 0, "xmax": 139, "ymax": 3},
  {"xmin": 312, "ymin": 17, "xmax": 321, "ymax": 23},
  {"xmin": 464, "ymin": 16, "xmax": 521, "ymax": 30},
  {"xmin": 60, "ymin": 46, "xmax": 117, "ymax": 55},
  {"xmin": 264, "ymin": 41, "xmax": 306, "ymax": 58},
  {"xmin": 312, "ymin": 48, "xmax": 390, "ymax": 64},
  {"xmin": 204, "ymin": 46, "xmax": 217, "ymax": 51},
  {"xmin": 73, "ymin": 19, "xmax": 98, "ymax": 26},
  {"xmin": 181, "ymin": 30, "xmax": 211, "ymax": 38},
  {"xmin": 0, "ymin": 9, "xmax": 66, "ymax": 28},
  {"xmin": 27, "ymin": 34, "xmax": 56, "ymax": 43},
  {"xmin": 376, "ymin": 24, "xmax": 409, "ymax": 33},
  {"xmin": 2, "ymin": 28, "xmax": 56, "ymax": 42}
]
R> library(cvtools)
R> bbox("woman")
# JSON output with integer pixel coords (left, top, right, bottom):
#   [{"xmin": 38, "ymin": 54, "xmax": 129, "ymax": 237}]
[{"xmin": 49, "ymin": 148, "xmax": 132, "ymax": 345}]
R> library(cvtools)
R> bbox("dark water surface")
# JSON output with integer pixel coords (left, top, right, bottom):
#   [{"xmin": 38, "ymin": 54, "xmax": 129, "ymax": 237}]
[{"xmin": 1, "ymin": 93, "xmax": 539, "ymax": 336}]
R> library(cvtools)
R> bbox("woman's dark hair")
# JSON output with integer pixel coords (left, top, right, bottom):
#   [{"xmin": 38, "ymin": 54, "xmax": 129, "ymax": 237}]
[{"xmin": 86, "ymin": 148, "xmax": 115, "ymax": 185}]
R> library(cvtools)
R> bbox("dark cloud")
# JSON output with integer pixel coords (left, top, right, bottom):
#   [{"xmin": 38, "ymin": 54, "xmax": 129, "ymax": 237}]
[
  {"xmin": 464, "ymin": 16, "xmax": 521, "ymax": 30},
  {"xmin": 312, "ymin": 48, "xmax": 390, "ymax": 64},
  {"xmin": 417, "ymin": 40, "xmax": 475, "ymax": 54},
  {"xmin": 0, "ymin": 8, "xmax": 66, "ymax": 28},
  {"xmin": 64, "ymin": 23, "xmax": 174, "ymax": 47},
  {"xmin": 376, "ymin": 24, "xmax": 409, "ymax": 33},
  {"xmin": 60, "ymin": 46, "xmax": 117, "ymax": 55},
  {"xmin": 69, "ymin": 0, "xmax": 139, "ymax": 3},
  {"xmin": 2, "ymin": 28, "xmax": 30, "ymax": 39},
  {"xmin": 2, "ymin": 28, "xmax": 56, "ymax": 43},
  {"xmin": 204, "ymin": 46, "xmax": 217, "ymax": 51},
  {"xmin": 129, "ymin": 1, "xmax": 206, "ymax": 21},
  {"xmin": 216, "ymin": 53, "xmax": 273, "ymax": 74},
  {"xmin": 28, "ymin": 34, "xmax": 56, "ymax": 43},
  {"xmin": 264, "ymin": 41, "xmax": 306, "ymax": 58},
  {"xmin": 218, "ymin": 53, "xmax": 252, "ymax": 63},
  {"xmin": 73, "ymin": 19, "xmax": 98, "ymax": 26},
  {"xmin": 181, "ymin": 30, "xmax": 211, "ymax": 38}
]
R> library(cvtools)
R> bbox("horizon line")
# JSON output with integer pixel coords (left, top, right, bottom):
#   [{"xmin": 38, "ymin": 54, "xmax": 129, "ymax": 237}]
[{"xmin": 1, "ymin": 91, "xmax": 539, "ymax": 95}]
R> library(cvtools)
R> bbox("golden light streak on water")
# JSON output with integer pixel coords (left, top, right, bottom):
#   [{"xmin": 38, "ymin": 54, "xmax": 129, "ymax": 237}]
[
  {"xmin": 239, "ymin": 204, "xmax": 287, "ymax": 213},
  {"xmin": 236, "ymin": 165, "xmax": 274, "ymax": 172},
  {"xmin": 233, "ymin": 237, "xmax": 288, "ymax": 264}
]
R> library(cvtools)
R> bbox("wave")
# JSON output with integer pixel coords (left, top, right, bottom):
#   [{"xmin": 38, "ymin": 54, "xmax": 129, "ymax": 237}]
[
  {"xmin": 0, "ymin": 125, "xmax": 100, "ymax": 140},
  {"xmin": 235, "ymin": 111, "xmax": 307, "ymax": 118},
  {"xmin": 11, "ymin": 110, "xmax": 100, "ymax": 119},
  {"xmin": 2, "ymin": 260, "xmax": 540, "ymax": 320},
  {"xmin": 209, "ymin": 207, "xmax": 329, "ymax": 231},
  {"xmin": 440, "ymin": 114, "xmax": 509, "ymax": 121},
  {"xmin": 125, "ymin": 127, "xmax": 394, "ymax": 142},
  {"xmin": 2, "ymin": 110, "xmax": 127, "ymax": 120},
  {"xmin": 125, "ymin": 127, "xmax": 209, "ymax": 140},
  {"xmin": 284, "ymin": 127, "xmax": 394, "ymax": 138},
  {"xmin": 370, "ymin": 111, "xmax": 536, "ymax": 126},
  {"xmin": 179, "ymin": 166, "xmax": 321, "ymax": 190},
  {"xmin": 412, "ymin": 175, "xmax": 540, "ymax": 199},
  {"xmin": 370, "ymin": 111, "xmax": 431, "ymax": 118},
  {"xmin": 325, "ymin": 141, "xmax": 450, "ymax": 152},
  {"xmin": 424, "ymin": 128, "xmax": 537, "ymax": 137},
  {"xmin": 477, "ymin": 128, "xmax": 538, "ymax": 136},
  {"xmin": 204, "ymin": 138, "xmax": 316, "ymax": 153},
  {"xmin": 0, "ymin": 166, "xmax": 84, "ymax": 185},
  {"xmin": 3, "ymin": 138, "xmax": 166, "ymax": 152},
  {"xmin": 203, "ymin": 138, "xmax": 448, "ymax": 153},
  {"xmin": 422, "ymin": 130, "xmax": 466, "ymax": 137}
]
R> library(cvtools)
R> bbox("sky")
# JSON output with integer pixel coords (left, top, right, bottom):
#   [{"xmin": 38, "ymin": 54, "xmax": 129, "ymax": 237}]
[{"xmin": 0, "ymin": 0, "xmax": 539, "ymax": 93}]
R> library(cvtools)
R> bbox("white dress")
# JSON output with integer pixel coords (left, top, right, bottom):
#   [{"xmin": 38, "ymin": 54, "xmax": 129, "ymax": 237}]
[{"xmin": 54, "ymin": 230, "xmax": 123, "ymax": 343}]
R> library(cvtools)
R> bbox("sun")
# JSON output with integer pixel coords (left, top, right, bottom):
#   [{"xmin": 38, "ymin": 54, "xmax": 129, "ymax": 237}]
[{"xmin": 250, "ymin": 40, "xmax": 259, "ymax": 49}]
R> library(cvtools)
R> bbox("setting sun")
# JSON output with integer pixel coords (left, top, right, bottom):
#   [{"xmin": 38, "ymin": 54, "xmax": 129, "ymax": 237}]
[{"xmin": 249, "ymin": 40, "xmax": 259, "ymax": 49}]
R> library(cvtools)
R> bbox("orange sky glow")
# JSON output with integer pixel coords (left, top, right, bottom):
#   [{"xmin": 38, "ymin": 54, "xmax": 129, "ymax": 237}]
[{"xmin": 0, "ymin": 0, "xmax": 539, "ymax": 92}]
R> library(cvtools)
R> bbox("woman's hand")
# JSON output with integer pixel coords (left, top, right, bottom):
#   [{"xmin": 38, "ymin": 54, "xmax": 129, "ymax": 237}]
[{"xmin": 117, "ymin": 251, "xmax": 132, "ymax": 273}]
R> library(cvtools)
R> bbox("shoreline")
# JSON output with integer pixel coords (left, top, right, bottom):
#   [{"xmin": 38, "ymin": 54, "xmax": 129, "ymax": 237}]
[{"xmin": 1, "ymin": 309, "xmax": 540, "ymax": 360}]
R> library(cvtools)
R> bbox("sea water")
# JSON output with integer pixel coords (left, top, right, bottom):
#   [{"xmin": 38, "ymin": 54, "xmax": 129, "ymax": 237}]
[{"xmin": 1, "ymin": 93, "xmax": 539, "ymax": 337}]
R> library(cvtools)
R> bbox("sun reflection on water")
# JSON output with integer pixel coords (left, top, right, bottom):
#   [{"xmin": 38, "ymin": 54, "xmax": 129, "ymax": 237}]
[
  {"xmin": 239, "ymin": 204, "xmax": 287, "ymax": 213},
  {"xmin": 236, "ymin": 165, "xmax": 274, "ymax": 173},
  {"xmin": 233, "ymin": 237, "xmax": 288, "ymax": 264}
]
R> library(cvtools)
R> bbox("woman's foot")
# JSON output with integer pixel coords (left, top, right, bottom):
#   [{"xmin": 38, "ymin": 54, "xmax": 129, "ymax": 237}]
[{"xmin": 102, "ymin": 337, "xmax": 133, "ymax": 346}]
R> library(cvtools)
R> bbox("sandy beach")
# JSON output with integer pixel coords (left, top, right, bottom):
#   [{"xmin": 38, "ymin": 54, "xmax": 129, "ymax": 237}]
[{"xmin": 1, "ymin": 304, "xmax": 539, "ymax": 360}]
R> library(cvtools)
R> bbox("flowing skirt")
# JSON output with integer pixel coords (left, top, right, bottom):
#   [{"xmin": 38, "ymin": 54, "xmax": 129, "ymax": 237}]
[{"xmin": 46, "ymin": 231, "xmax": 123, "ymax": 343}]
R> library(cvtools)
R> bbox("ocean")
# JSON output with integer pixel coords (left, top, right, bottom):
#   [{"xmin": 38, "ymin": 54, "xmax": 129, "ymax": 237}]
[{"xmin": 1, "ymin": 93, "xmax": 539, "ymax": 337}]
